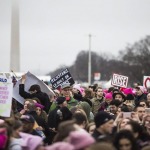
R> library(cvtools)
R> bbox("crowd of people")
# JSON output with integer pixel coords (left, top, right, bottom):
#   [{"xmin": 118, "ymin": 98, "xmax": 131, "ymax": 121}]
[{"xmin": 1, "ymin": 74, "xmax": 150, "ymax": 150}]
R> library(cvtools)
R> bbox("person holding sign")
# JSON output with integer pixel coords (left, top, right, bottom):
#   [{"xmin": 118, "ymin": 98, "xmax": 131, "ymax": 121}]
[{"xmin": 19, "ymin": 75, "xmax": 50, "ymax": 113}]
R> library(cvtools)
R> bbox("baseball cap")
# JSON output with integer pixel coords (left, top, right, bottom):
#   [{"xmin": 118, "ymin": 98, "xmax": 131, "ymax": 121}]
[
  {"xmin": 61, "ymin": 83, "xmax": 71, "ymax": 89},
  {"xmin": 20, "ymin": 115, "xmax": 35, "ymax": 123}
]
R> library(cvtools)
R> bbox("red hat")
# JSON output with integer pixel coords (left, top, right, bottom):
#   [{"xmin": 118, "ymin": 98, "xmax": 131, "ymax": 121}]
[{"xmin": 35, "ymin": 103, "xmax": 44, "ymax": 109}]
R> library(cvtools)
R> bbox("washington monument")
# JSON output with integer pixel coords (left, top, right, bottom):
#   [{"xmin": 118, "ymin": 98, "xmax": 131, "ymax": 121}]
[{"xmin": 10, "ymin": 0, "xmax": 20, "ymax": 72}]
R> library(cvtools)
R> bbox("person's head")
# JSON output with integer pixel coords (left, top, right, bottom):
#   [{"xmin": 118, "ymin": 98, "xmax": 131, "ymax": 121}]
[
  {"xmin": 134, "ymin": 105, "xmax": 146, "ymax": 121},
  {"xmin": 53, "ymin": 120, "xmax": 80, "ymax": 142},
  {"xmin": 77, "ymin": 101, "xmax": 91, "ymax": 120},
  {"xmin": 72, "ymin": 84, "xmax": 81, "ymax": 95},
  {"xmin": 72, "ymin": 111, "xmax": 88, "ymax": 129},
  {"xmin": 139, "ymin": 100, "xmax": 148, "ymax": 108},
  {"xmin": 5, "ymin": 118, "xmax": 22, "ymax": 138},
  {"xmin": 143, "ymin": 115, "xmax": 150, "ymax": 131},
  {"xmin": 56, "ymin": 96, "xmax": 67, "ymax": 107},
  {"xmin": 117, "ymin": 118, "xmax": 130, "ymax": 131},
  {"xmin": 20, "ymin": 115, "xmax": 35, "ymax": 133},
  {"xmin": 29, "ymin": 84, "xmax": 41, "ymax": 94},
  {"xmin": 94, "ymin": 111, "xmax": 114, "ymax": 134},
  {"xmin": 109, "ymin": 100, "xmax": 122, "ymax": 114},
  {"xmin": 113, "ymin": 130, "xmax": 137, "ymax": 150},
  {"xmin": 135, "ymin": 86, "xmax": 145, "ymax": 96},
  {"xmin": 86, "ymin": 122, "xmax": 96, "ymax": 135},
  {"xmin": 124, "ymin": 120, "xmax": 143, "ymax": 139},
  {"xmin": 84, "ymin": 89, "xmax": 93, "ymax": 98},
  {"xmin": 147, "ymin": 93, "xmax": 150, "ymax": 102},
  {"xmin": 35, "ymin": 103, "xmax": 44, "ymax": 116},
  {"xmin": 104, "ymin": 92, "xmax": 113, "ymax": 104},
  {"xmin": 95, "ymin": 87, "xmax": 103, "ymax": 98},
  {"xmin": 113, "ymin": 92, "xmax": 125, "ymax": 102},
  {"xmin": 61, "ymin": 83, "xmax": 71, "ymax": 97}
]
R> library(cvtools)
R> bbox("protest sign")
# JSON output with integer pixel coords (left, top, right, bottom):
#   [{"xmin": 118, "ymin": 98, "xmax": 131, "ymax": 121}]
[
  {"xmin": 0, "ymin": 73, "xmax": 13, "ymax": 117},
  {"xmin": 143, "ymin": 76, "xmax": 150, "ymax": 89},
  {"xmin": 111, "ymin": 73, "xmax": 128, "ymax": 88},
  {"xmin": 13, "ymin": 71, "xmax": 54, "ymax": 104},
  {"xmin": 50, "ymin": 68, "xmax": 75, "ymax": 89}
]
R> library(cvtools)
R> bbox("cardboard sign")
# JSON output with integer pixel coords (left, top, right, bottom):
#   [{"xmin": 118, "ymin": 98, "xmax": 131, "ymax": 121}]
[
  {"xmin": 111, "ymin": 73, "xmax": 128, "ymax": 88},
  {"xmin": 13, "ymin": 72, "xmax": 55, "ymax": 104},
  {"xmin": 143, "ymin": 76, "xmax": 150, "ymax": 89},
  {"xmin": 94, "ymin": 72, "xmax": 101, "ymax": 81},
  {"xmin": 50, "ymin": 68, "xmax": 75, "ymax": 89},
  {"xmin": 0, "ymin": 73, "xmax": 13, "ymax": 117}
]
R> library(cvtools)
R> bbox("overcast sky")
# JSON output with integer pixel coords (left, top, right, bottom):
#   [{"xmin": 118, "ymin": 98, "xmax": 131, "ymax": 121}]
[{"xmin": 0, "ymin": 0, "xmax": 150, "ymax": 75}]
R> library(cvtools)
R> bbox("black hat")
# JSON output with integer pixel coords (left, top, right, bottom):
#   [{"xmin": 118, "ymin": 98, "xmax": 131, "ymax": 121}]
[
  {"xmin": 56, "ymin": 96, "xmax": 66, "ymax": 105},
  {"xmin": 94, "ymin": 111, "xmax": 113, "ymax": 128},
  {"xmin": 20, "ymin": 115, "xmax": 35, "ymax": 123},
  {"xmin": 126, "ymin": 94, "xmax": 135, "ymax": 100},
  {"xmin": 113, "ymin": 92, "xmax": 125, "ymax": 100}
]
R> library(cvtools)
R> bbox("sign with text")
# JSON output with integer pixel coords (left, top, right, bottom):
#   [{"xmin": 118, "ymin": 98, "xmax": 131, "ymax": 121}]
[
  {"xmin": 111, "ymin": 73, "xmax": 128, "ymax": 88},
  {"xmin": 0, "ymin": 73, "xmax": 13, "ymax": 117},
  {"xmin": 50, "ymin": 68, "xmax": 75, "ymax": 89},
  {"xmin": 143, "ymin": 76, "xmax": 150, "ymax": 89}
]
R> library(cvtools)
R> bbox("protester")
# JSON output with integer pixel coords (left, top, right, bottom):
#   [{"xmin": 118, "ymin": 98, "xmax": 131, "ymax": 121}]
[
  {"xmin": 91, "ymin": 87, "xmax": 105, "ymax": 115},
  {"xmin": 92, "ymin": 111, "xmax": 114, "ymax": 141},
  {"xmin": 19, "ymin": 75, "xmax": 50, "ymax": 113}
]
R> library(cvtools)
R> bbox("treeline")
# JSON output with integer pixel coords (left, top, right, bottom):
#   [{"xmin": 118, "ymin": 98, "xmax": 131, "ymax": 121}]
[{"xmin": 49, "ymin": 35, "xmax": 150, "ymax": 85}]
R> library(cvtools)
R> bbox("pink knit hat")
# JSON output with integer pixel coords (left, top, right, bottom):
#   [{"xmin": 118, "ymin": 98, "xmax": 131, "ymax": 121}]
[
  {"xmin": 20, "ymin": 132, "xmax": 43, "ymax": 150},
  {"xmin": 123, "ymin": 88, "xmax": 133, "ymax": 95},
  {"xmin": 105, "ymin": 92, "xmax": 113, "ymax": 100},
  {"xmin": 45, "ymin": 142, "xmax": 75, "ymax": 150},
  {"xmin": 35, "ymin": 103, "xmax": 44, "ymax": 109},
  {"xmin": 67, "ymin": 130, "xmax": 95, "ymax": 150},
  {"xmin": 0, "ymin": 128, "xmax": 8, "ymax": 149},
  {"xmin": 137, "ymin": 86, "xmax": 147, "ymax": 93}
]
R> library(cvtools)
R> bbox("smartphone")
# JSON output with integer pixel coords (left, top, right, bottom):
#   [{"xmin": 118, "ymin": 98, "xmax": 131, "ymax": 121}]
[
  {"xmin": 145, "ymin": 108, "xmax": 150, "ymax": 114},
  {"xmin": 123, "ymin": 112, "xmax": 131, "ymax": 118}
]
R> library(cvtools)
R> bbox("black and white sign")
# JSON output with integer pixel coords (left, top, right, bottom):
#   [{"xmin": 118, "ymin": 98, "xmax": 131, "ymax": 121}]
[
  {"xmin": 111, "ymin": 73, "xmax": 128, "ymax": 88},
  {"xmin": 50, "ymin": 68, "xmax": 75, "ymax": 89}
]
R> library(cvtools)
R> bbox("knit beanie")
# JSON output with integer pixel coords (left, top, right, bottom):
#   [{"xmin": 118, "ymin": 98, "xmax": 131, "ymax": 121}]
[{"xmin": 94, "ymin": 111, "xmax": 113, "ymax": 128}]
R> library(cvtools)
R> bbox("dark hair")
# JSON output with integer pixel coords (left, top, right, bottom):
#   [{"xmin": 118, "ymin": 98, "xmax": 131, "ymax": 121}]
[
  {"xmin": 126, "ymin": 120, "xmax": 150, "ymax": 141},
  {"xmin": 53, "ymin": 120, "xmax": 76, "ymax": 142},
  {"xmin": 113, "ymin": 130, "xmax": 138, "ymax": 150},
  {"xmin": 29, "ymin": 84, "xmax": 41, "ymax": 92},
  {"xmin": 110, "ymin": 100, "xmax": 122, "ymax": 107},
  {"xmin": 120, "ymin": 104, "xmax": 131, "ymax": 112},
  {"xmin": 86, "ymin": 122, "xmax": 95, "ymax": 133},
  {"xmin": 72, "ymin": 112, "xmax": 87, "ymax": 126}
]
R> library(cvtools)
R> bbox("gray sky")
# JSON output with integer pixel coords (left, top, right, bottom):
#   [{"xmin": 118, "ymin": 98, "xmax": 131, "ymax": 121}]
[{"xmin": 0, "ymin": 0, "xmax": 150, "ymax": 75}]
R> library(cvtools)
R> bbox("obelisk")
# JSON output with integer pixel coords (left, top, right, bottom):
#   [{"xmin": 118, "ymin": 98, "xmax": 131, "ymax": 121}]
[{"xmin": 10, "ymin": 0, "xmax": 20, "ymax": 72}]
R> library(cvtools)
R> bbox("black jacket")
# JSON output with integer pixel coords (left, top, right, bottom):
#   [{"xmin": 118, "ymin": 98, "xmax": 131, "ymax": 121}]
[{"xmin": 19, "ymin": 84, "xmax": 50, "ymax": 113}]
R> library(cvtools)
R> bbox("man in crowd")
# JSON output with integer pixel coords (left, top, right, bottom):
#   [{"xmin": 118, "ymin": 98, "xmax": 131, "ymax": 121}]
[
  {"xmin": 91, "ymin": 87, "xmax": 104, "ymax": 115},
  {"xmin": 19, "ymin": 74, "xmax": 50, "ymax": 113},
  {"xmin": 92, "ymin": 111, "xmax": 114, "ymax": 141}
]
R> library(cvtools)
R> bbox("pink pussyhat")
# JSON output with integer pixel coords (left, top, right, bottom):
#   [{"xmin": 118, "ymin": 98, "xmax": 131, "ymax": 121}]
[
  {"xmin": 123, "ymin": 88, "xmax": 133, "ymax": 95},
  {"xmin": 105, "ymin": 92, "xmax": 113, "ymax": 100}
]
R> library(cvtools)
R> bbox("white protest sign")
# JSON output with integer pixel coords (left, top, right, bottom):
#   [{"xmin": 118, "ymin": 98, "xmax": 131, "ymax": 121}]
[
  {"xmin": 13, "ymin": 71, "xmax": 55, "ymax": 104},
  {"xmin": 111, "ymin": 73, "xmax": 128, "ymax": 88},
  {"xmin": 0, "ymin": 73, "xmax": 13, "ymax": 117},
  {"xmin": 143, "ymin": 76, "xmax": 150, "ymax": 89}
]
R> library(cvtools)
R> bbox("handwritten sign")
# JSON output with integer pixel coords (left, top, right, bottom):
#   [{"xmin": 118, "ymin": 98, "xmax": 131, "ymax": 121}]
[
  {"xmin": 143, "ymin": 76, "xmax": 150, "ymax": 89},
  {"xmin": 111, "ymin": 73, "xmax": 128, "ymax": 88},
  {"xmin": 0, "ymin": 74, "xmax": 13, "ymax": 117},
  {"xmin": 50, "ymin": 68, "xmax": 75, "ymax": 89}
]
